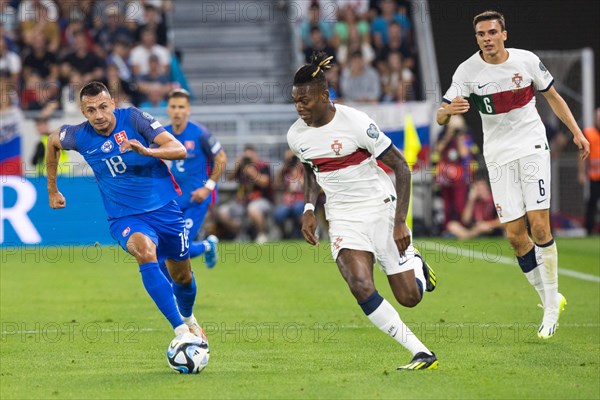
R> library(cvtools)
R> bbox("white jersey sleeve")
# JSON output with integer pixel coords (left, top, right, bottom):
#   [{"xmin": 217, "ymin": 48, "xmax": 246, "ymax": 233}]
[
  {"xmin": 351, "ymin": 110, "xmax": 393, "ymax": 158},
  {"xmin": 442, "ymin": 63, "xmax": 472, "ymax": 103},
  {"xmin": 527, "ymin": 51, "xmax": 554, "ymax": 92}
]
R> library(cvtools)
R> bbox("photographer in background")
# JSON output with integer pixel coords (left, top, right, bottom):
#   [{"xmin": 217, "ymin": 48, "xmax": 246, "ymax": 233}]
[
  {"xmin": 433, "ymin": 114, "xmax": 478, "ymax": 232},
  {"xmin": 446, "ymin": 174, "xmax": 503, "ymax": 240},
  {"xmin": 216, "ymin": 145, "xmax": 273, "ymax": 244},
  {"xmin": 273, "ymin": 149, "xmax": 305, "ymax": 239}
]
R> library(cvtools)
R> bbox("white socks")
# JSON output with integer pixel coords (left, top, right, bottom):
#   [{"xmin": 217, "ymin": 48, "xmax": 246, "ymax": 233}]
[
  {"xmin": 524, "ymin": 267, "xmax": 546, "ymax": 307},
  {"xmin": 367, "ymin": 298, "xmax": 430, "ymax": 356},
  {"xmin": 536, "ymin": 240, "xmax": 559, "ymax": 320}
]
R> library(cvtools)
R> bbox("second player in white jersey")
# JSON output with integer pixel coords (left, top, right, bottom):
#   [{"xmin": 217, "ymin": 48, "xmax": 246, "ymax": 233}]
[{"xmin": 442, "ymin": 48, "xmax": 554, "ymax": 166}]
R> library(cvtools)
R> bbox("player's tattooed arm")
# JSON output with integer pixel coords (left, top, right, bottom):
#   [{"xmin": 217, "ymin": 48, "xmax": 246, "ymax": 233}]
[
  {"xmin": 380, "ymin": 146, "xmax": 411, "ymax": 254},
  {"xmin": 301, "ymin": 163, "xmax": 321, "ymax": 246},
  {"xmin": 46, "ymin": 129, "xmax": 66, "ymax": 209}
]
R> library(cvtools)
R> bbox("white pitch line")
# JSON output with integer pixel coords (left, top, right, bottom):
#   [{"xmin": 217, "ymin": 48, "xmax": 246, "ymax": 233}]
[
  {"xmin": 420, "ymin": 241, "xmax": 600, "ymax": 283},
  {"xmin": 1, "ymin": 328, "xmax": 158, "ymax": 335}
]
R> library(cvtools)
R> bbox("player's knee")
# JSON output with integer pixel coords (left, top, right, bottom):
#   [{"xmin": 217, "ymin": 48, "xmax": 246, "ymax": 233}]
[
  {"xmin": 506, "ymin": 231, "xmax": 528, "ymax": 253},
  {"xmin": 530, "ymin": 222, "xmax": 550, "ymax": 243},
  {"xmin": 348, "ymin": 278, "xmax": 375, "ymax": 302},
  {"xmin": 395, "ymin": 290, "xmax": 421, "ymax": 308},
  {"xmin": 171, "ymin": 269, "xmax": 192, "ymax": 284}
]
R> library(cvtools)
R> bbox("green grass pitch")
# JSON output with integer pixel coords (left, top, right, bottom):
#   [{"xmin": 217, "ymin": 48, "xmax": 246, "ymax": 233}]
[{"xmin": 1, "ymin": 238, "xmax": 599, "ymax": 399}]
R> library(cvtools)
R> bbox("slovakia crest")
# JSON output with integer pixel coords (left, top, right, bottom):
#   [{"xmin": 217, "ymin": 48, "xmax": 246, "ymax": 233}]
[
  {"xmin": 122, "ymin": 227, "xmax": 131, "ymax": 237},
  {"xmin": 101, "ymin": 140, "xmax": 114, "ymax": 153},
  {"xmin": 184, "ymin": 140, "xmax": 195, "ymax": 151},
  {"xmin": 511, "ymin": 73, "xmax": 523, "ymax": 88},
  {"xmin": 114, "ymin": 130, "xmax": 128, "ymax": 144},
  {"xmin": 331, "ymin": 139, "xmax": 343, "ymax": 156}
]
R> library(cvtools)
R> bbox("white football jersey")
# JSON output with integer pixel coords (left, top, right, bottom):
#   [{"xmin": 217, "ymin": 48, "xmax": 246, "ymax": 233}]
[
  {"xmin": 287, "ymin": 104, "xmax": 396, "ymax": 222},
  {"xmin": 443, "ymin": 48, "xmax": 554, "ymax": 166}
]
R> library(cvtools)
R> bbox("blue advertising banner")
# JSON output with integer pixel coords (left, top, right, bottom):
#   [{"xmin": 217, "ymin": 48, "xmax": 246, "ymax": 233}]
[{"xmin": 1, "ymin": 176, "xmax": 112, "ymax": 246}]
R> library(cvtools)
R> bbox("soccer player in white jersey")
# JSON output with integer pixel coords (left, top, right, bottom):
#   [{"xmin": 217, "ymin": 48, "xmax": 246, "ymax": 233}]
[
  {"xmin": 437, "ymin": 10, "xmax": 590, "ymax": 339},
  {"xmin": 288, "ymin": 52, "xmax": 438, "ymax": 370}
]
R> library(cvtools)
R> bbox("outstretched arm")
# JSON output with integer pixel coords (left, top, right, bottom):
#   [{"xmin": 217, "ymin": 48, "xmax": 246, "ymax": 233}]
[
  {"xmin": 46, "ymin": 130, "xmax": 66, "ymax": 209},
  {"xmin": 301, "ymin": 162, "xmax": 321, "ymax": 246},
  {"xmin": 542, "ymin": 86, "xmax": 590, "ymax": 159},
  {"xmin": 379, "ymin": 145, "xmax": 411, "ymax": 255},
  {"xmin": 120, "ymin": 131, "xmax": 187, "ymax": 160}
]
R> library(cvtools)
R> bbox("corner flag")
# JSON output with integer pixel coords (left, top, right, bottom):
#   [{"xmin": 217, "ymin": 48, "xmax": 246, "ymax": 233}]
[{"xmin": 404, "ymin": 113, "xmax": 421, "ymax": 230}]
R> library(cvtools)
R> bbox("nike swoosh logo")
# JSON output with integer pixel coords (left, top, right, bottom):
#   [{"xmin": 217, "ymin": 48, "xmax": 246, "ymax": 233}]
[
  {"xmin": 477, "ymin": 82, "xmax": 493, "ymax": 89},
  {"xmin": 300, "ymin": 147, "xmax": 309, "ymax": 153},
  {"xmin": 180, "ymin": 252, "xmax": 188, "ymax": 258},
  {"xmin": 536, "ymin": 199, "xmax": 546, "ymax": 204},
  {"xmin": 86, "ymin": 148, "xmax": 99, "ymax": 154}
]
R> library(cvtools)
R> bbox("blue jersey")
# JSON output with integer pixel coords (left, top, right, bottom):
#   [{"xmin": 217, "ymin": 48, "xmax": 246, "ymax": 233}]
[
  {"xmin": 165, "ymin": 121, "xmax": 221, "ymax": 209},
  {"xmin": 59, "ymin": 107, "xmax": 181, "ymax": 219}
]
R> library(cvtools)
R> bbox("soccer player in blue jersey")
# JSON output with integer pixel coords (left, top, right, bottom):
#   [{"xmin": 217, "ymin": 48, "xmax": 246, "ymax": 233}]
[
  {"xmin": 165, "ymin": 89, "xmax": 227, "ymax": 268},
  {"xmin": 46, "ymin": 81, "xmax": 206, "ymax": 340}
]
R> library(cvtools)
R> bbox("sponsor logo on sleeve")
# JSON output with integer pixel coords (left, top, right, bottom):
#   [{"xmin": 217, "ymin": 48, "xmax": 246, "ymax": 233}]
[
  {"xmin": 59, "ymin": 129, "xmax": 66, "ymax": 141},
  {"xmin": 142, "ymin": 111, "xmax": 153, "ymax": 120},
  {"xmin": 151, "ymin": 121, "xmax": 162, "ymax": 129},
  {"xmin": 366, "ymin": 123, "xmax": 380, "ymax": 139},
  {"xmin": 539, "ymin": 61, "xmax": 547, "ymax": 72}
]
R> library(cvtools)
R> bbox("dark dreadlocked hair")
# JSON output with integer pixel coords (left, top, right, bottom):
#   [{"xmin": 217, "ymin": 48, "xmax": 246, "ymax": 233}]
[{"xmin": 293, "ymin": 51, "xmax": 334, "ymax": 87}]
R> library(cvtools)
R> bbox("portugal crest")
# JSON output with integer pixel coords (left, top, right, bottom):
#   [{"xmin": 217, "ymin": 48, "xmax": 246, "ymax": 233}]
[
  {"xmin": 331, "ymin": 139, "xmax": 342, "ymax": 156},
  {"xmin": 511, "ymin": 73, "xmax": 523, "ymax": 88}
]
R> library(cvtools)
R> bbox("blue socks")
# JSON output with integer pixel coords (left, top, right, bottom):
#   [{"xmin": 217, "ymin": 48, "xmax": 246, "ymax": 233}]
[
  {"xmin": 517, "ymin": 246, "xmax": 537, "ymax": 273},
  {"xmin": 172, "ymin": 272, "xmax": 197, "ymax": 318},
  {"xmin": 139, "ymin": 262, "xmax": 183, "ymax": 328},
  {"xmin": 189, "ymin": 241, "xmax": 209, "ymax": 259},
  {"xmin": 358, "ymin": 290, "xmax": 384, "ymax": 316}
]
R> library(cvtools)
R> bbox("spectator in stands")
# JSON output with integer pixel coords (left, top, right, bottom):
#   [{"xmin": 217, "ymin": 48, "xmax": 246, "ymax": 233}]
[
  {"xmin": 60, "ymin": 29, "xmax": 105, "ymax": 84},
  {"xmin": 135, "ymin": 3, "xmax": 168, "ymax": 46},
  {"xmin": 579, "ymin": 107, "xmax": 600, "ymax": 235},
  {"xmin": 104, "ymin": 63, "xmax": 136, "ymax": 107},
  {"xmin": 274, "ymin": 149, "xmax": 305, "ymax": 239},
  {"xmin": 325, "ymin": 63, "xmax": 342, "ymax": 102},
  {"xmin": 19, "ymin": 0, "xmax": 61, "ymax": 53},
  {"xmin": 371, "ymin": 0, "xmax": 411, "ymax": 49},
  {"xmin": 30, "ymin": 116, "xmax": 70, "ymax": 176},
  {"xmin": 375, "ymin": 21, "xmax": 414, "ymax": 72},
  {"xmin": 137, "ymin": 53, "xmax": 171, "ymax": 102},
  {"xmin": 0, "ymin": 2, "xmax": 18, "ymax": 40},
  {"xmin": 303, "ymin": 26, "xmax": 336, "ymax": 64},
  {"xmin": 434, "ymin": 115, "xmax": 477, "ymax": 230},
  {"xmin": 93, "ymin": 4, "xmax": 135, "ymax": 58},
  {"xmin": 446, "ymin": 175, "xmax": 502, "ymax": 240},
  {"xmin": 0, "ymin": 72, "xmax": 24, "ymax": 175},
  {"xmin": 0, "ymin": 34, "xmax": 20, "ymax": 86},
  {"xmin": 340, "ymin": 50, "xmax": 381, "ymax": 103},
  {"xmin": 22, "ymin": 33, "xmax": 59, "ymax": 101},
  {"xmin": 336, "ymin": 23, "xmax": 375, "ymax": 67},
  {"xmin": 217, "ymin": 145, "xmax": 273, "ymax": 244},
  {"xmin": 300, "ymin": 1, "xmax": 333, "ymax": 50},
  {"xmin": 130, "ymin": 26, "xmax": 171, "ymax": 77},
  {"xmin": 107, "ymin": 38, "xmax": 134, "ymax": 83},
  {"xmin": 331, "ymin": 4, "xmax": 370, "ymax": 49},
  {"xmin": 380, "ymin": 51, "xmax": 413, "ymax": 103}
]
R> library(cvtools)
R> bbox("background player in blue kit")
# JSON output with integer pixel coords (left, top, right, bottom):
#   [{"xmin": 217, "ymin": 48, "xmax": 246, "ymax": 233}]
[
  {"xmin": 165, "ymin": 89, "xmax": 227, "ymax": 268},
  {"xmin": 46, "ymin": 81, "xmax": 206, "ymax": 340}
]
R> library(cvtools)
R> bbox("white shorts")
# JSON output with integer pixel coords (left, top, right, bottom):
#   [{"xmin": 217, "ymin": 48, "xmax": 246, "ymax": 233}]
[
  {"xmin": 328, "ymin": 202, "xmax": 419, "ymax": 275},
  {"xmin": 487, "ymin": 151, "xmax": 551, "ymax": 223}
]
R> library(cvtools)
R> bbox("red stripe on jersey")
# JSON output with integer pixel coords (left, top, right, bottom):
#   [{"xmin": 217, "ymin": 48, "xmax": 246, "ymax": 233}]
[
  {"xmin": 162, "ymin": 160, "xmax": 182, "ymax": 195},
  {"xmin": 311, "ymin": 148, "xmax": 371, "ymax": 172},
  {"xmin": 490, "ymin": 84, "xmax": 535, "ymax": 114}
]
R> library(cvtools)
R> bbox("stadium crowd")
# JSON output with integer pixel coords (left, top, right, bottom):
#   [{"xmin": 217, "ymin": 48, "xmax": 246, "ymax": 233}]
[
  {"xmin": 0, "ymin": 0, "xmax": 179, "ymax": 117},
  {"xmin": 299, "ymin": 0, "xmax": 419, "ymax": 103}
]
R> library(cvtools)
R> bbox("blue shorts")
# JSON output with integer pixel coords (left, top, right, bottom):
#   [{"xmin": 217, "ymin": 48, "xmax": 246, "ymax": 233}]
[
  {"xmin": 181, "ymin": 201, "xmax": 210, "ymax": 241},
  {"xmin": 109, "ymin": 200, "xmax": 189, "ymax": 262}
]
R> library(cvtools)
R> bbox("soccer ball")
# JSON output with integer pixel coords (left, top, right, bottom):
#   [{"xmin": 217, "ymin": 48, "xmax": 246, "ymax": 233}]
[{"xmin": 166, "ymin": 332, "xmax": 210, "ymax": 374}]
